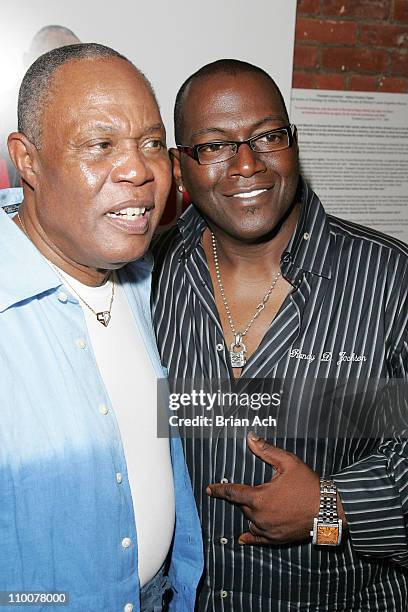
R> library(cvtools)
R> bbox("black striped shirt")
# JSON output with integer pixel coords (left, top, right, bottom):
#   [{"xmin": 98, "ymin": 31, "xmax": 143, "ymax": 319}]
[{"xmin": 152, "ymin": 179, "xmax": 408, "ymax": 611}]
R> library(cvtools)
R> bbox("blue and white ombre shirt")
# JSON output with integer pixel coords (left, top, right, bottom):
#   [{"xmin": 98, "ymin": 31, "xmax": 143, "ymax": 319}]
[{"xmin": 0, "ymin": 193, "xmax": 203, "ymax": 611}]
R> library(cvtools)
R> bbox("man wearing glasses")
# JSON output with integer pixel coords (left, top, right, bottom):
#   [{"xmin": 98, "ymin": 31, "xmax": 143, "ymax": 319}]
[{"xmin": 152, "ymin": 59, "xmax": 408, "ymax": 611}]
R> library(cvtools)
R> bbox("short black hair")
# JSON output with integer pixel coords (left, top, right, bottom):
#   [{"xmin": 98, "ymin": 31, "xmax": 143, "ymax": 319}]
[
  {"xmin": 174, "ymin": 59, "xmax": 289, "ymax": 143},
  {"xmin": 18, "ymin": 42, "xmax": 154, "ymax": 148}
]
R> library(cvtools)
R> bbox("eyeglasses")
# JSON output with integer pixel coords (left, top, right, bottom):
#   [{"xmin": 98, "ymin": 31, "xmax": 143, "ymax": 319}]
[{"xmin": 177, "ymin": 124, "xmax": 296, "ymax": 165}]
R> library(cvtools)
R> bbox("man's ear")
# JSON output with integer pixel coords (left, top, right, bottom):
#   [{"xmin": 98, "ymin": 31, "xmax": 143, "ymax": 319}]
[
  {"xmin": 169, "ymin": 147, "xmax": 182, "ymax": 188},
  {"xmin": 7, "ymin": 132, "xmax": 40, "ymax": 189}
]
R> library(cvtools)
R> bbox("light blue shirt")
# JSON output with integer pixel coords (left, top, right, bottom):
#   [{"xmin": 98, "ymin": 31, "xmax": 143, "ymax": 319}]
[
  {"xmin": 0, "ymin": 192, "xmax": 203, "ymax": 611},
  {"xmin": 0, "ymin": 186, "xmax": 22, "ymax": 212}
]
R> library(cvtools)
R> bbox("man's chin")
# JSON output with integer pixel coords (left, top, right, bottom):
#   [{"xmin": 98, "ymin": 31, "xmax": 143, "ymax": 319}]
[
  {"xmin": 94, "ymin": 241, "xmax": 152, "ymax": 270},
  {"xmin": 226, "ymin": 217, "xmax": 285, "ymax": 244}
]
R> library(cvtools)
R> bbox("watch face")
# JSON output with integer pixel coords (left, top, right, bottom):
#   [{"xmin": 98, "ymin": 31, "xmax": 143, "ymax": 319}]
[{"xmin": 316, "ymin": 525, "xmax": 339, "ymax": 545}]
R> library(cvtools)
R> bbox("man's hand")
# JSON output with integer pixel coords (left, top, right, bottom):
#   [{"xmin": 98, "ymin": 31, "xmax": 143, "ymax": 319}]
[{"xmin": 206, "ymin": 432, "xmax": 343, "ymax": 545}]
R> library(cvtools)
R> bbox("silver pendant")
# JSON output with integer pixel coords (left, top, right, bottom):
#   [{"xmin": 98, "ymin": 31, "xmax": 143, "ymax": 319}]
[
  {"xmin": 230, "ymin": 334, "xmax": 247, "ymax": 368},
  {"xmin": 96, "ymin": 311, "xmax": 111, "ymax": 327}
]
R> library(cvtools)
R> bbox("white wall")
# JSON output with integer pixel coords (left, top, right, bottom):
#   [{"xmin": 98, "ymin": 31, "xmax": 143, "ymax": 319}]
[{"xmin": 1, "ymin": 0, "xmax": 297, "ymax": 144}]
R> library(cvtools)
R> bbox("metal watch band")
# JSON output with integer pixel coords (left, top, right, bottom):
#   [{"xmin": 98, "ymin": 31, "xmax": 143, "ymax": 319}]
[
  {"xmin": 318, "ymin": 478, "xmax": 338, "ymax": 523},
  {"xmin": 310, "ymin": 478, "xmax": 343, "ymax": 546}
]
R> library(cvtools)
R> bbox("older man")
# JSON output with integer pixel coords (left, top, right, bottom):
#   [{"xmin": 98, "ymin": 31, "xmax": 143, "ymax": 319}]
[
  {"xmin": 152, "ymin": 59, "xmax": 408, "ymax": 611},
  {"xmin": 0, "ymin": 43, "xmax": 202, "ymax": 611}
]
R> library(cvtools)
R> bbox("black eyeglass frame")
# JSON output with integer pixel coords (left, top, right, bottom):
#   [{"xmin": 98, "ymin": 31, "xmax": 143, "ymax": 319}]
[{"xmin": 176, "ymin": 124, "xmax": 296, "ymax": 165}]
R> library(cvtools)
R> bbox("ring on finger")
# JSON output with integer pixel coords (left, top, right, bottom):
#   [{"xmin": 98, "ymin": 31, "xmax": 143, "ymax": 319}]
[{"xmin": 248, "ymin": 520, "xmax": 256, "ymax": 534}]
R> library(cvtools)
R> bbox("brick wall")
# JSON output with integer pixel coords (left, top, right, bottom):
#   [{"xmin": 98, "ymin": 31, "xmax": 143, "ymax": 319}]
[{"xmin": 293, "ymin": 0, "xmax": 408, "ymax": 92}]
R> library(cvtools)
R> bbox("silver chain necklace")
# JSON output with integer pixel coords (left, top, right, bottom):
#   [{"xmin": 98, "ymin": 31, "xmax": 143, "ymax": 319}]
[
  {"xmin": 17, "ymin": 211, "xmax": 115, "ymax": 327},
  {"xmin": 211, "ymin": 231, "xmax": 281, "ymax": 368}
]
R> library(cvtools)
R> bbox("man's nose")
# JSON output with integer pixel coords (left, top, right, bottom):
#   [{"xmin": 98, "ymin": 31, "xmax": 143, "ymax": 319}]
[
  {"xmin": 228, "ymin": 143, "xmax": 266, "ymax": 178},
  {"xmin": 111, "ymin": 147, "xmax": 154, "ymax": 184}
]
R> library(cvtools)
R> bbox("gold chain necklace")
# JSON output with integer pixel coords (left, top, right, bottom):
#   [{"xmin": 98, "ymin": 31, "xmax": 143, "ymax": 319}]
[
  {"xmin": 211, "ymin": 231, "xmax": 281, "ymax": 368},
  {"xmin": 17, "ymin": 211, "xmax": 115, "ymax": 327}
]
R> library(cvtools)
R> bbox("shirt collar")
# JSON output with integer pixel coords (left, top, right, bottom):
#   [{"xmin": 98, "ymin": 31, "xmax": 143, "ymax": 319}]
[
  {"xmin": 0, "ymin": 208, "xmax": 62, "ymax": 313},
  {"xmin": 177, "ymin": 204, "xmax": 208, "ymax": 258},
  {"xmin": 281, "ymin": 178, "xmax": 332, "ymax": 279},
  {"xmin": 177, "ymin": 177, "xmax": 332, "ymax": 280},
  {"xmin": 0, "ymin": 187, "xmax": 23, "ymax": 213}
]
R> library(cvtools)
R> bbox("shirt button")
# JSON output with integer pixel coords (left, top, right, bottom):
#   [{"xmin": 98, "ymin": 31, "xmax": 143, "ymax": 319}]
[
  {"xmin": 57, "ymin": 291, "xmax": 68, "ymax": 303},
  {"xmin": 121, "ymin": 537, "xmax": 132, "ymax": 549},
  {"xmin": 75, "ymin": 338, "xmax": 86, "ymax": 349},
  {"xmin": 116, "ymin": 472, "xmax": 123, "ymax": 484},
  {"xmin": 220, "ymin": 478, "xmax": 229, "ymax": 484},
  {"xmin": 220, "ymin": 537, "xmax": 228, "ymax": 544},
  {"xmin": 282, "ymin": 253, "xmax": 291, "ymax": 263},
  {"xmin": 99, "ymin": 403, "xmax": 109, "ymax": 415},
  {"xmin": 303, "ymin": 232, "xmax": 310, "ymax": 240},
  {"xmin": 124, "ymin": 604, "xmax": 133, "ymax": 612},
  {"xmin": 216, "ymin": 343, "xmax": 224, "ymax": 351},
  {"xmin": 220, "ymin": 590, "xmax": 228, "ymax": 599}
]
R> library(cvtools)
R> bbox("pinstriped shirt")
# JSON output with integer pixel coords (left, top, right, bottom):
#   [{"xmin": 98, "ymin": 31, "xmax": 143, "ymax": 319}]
[{"xmin": 152, "ymin": 179, "xmax": 408, "ymax": 611}]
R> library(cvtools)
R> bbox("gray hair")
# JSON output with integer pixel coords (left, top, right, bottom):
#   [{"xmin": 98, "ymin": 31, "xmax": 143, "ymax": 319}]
[{"xmin": 18, "ymin": 42, "xmax": 154, "ymax": 148}]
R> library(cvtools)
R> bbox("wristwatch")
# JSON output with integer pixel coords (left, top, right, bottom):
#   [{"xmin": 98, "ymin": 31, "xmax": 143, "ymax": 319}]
[{"xmin": 310, "ymin": 478, "xmax": 343, "ymax": 546}]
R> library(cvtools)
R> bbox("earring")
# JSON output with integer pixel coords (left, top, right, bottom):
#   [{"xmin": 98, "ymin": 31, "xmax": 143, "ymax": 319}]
[{"xmin": 178, "ymin": 185, "xmax": 184, "ymax": 193}]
